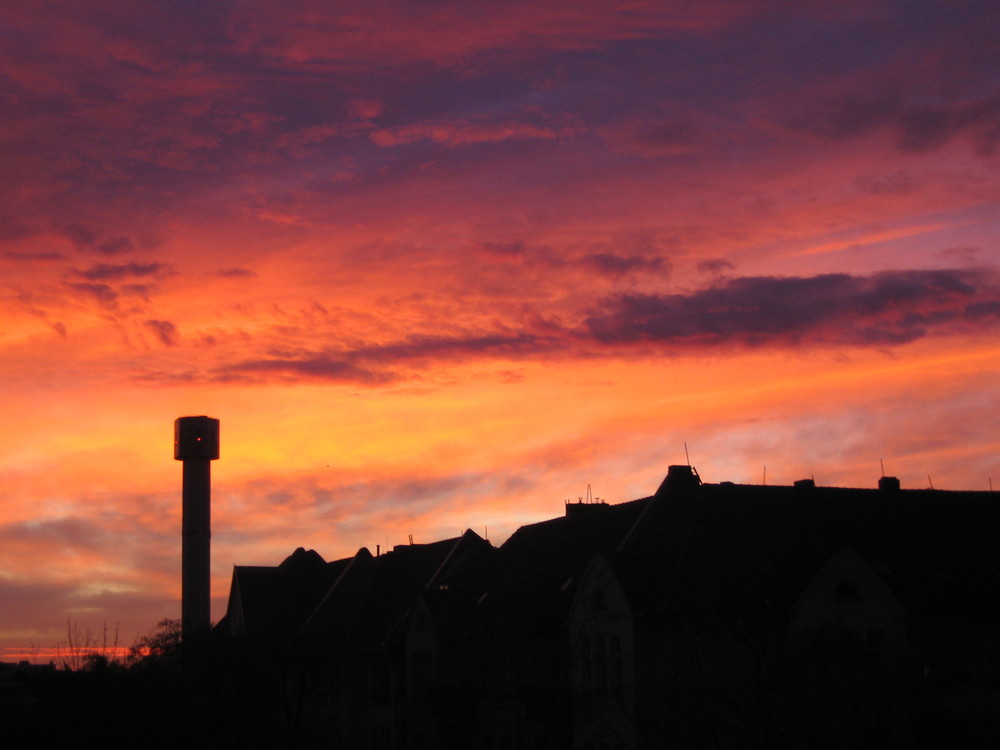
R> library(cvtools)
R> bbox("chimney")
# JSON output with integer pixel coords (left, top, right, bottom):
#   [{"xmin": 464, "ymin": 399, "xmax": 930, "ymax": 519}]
[
  {"xmin": 654, "ymin": 464, "xmax": 700, "ymax": 497},
  {"xmin": 174, "ymin": 416, "xmax": 219, "ymax": 640},
  {"xmin": 879, "ymin": 476, "xmax": 900, "ymax": 492},
  {"xmin": 564, "ymin": 500, "xmax": 610, "ymax": 519}
]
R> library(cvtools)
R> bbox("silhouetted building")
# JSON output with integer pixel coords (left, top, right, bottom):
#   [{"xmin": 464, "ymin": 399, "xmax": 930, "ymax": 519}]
[{"xmin": 217, "ymin": 466, "xmax": 1000, "ymax": 748}]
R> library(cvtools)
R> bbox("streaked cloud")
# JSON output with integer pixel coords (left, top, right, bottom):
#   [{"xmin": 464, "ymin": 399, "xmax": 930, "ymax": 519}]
[
  {"xmin": 788, "ymin": 94, "xmax": 1000, "ymax": 155},
  {"xmin": 214, "ymin": 267, "xmax": 257, "ymax": 279},
  {"xmin": 75, "ymin": 262, "xmax": 172, "ymax": 281},
  {"xmin": 583, "ymin": 269, "xmax": 1000, "ymax": 349},
  {"xmin": 1, "ymin": 1, "xmax": 998, "ymax": 659},
  {"xmin": 120, "ymin": 269, "xmax": 1000, "ymax": 387},
  {"xmin": 143, "ymin": 319, "xmax": 179, "ymax": 347},
  {"xmin": 371, "ymin": 119, "xmax": 570, "ymax": 148}
]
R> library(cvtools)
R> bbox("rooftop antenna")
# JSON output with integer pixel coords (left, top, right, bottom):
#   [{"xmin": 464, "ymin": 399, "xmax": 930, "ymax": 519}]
[
  {"xmin": 684, "ymin": 442, "xmax": 691, "ymax": 467},
  {"xmin": 762, "ymin": 465, "xmax": 767, "ymax": 486},
  {"xmin": 880, "ymin": 458, "xmax": 885, "ymax": 477},
  {"xmin": 586, "ymin": 483, "xmax": 593, "ymax": 503},
  {"xmin": 408, "ymin": 533, "xmax": 414, "ymax": 545},
  {"xmin": 927, "ymin": 475, "xmax": 934, "ymax": 490}
]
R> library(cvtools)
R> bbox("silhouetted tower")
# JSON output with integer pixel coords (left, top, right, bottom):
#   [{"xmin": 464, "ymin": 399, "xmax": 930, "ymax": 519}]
[{"xmin": 174, "ymin": 416, "xmax": 219, "ymax": 640}]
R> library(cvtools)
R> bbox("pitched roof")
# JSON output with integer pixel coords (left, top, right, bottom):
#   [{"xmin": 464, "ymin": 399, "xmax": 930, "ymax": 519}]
[
  {"xmin": 293, "ymin": 530, "xmax": 492, "ymax": 656},
  {"xmin": 224, "ymin": 548, "xmax": 349, "ymax": 649},
  {"xmin": 460, "ymin": 498, "xmax": 652, "ymax": 633},
  {"xmin": 222, "ymin": 467, "xmax": 1000, "ymax": 658}
]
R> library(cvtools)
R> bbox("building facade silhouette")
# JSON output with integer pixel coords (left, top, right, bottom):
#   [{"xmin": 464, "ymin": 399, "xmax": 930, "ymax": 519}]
[{"xmin": 216, "ymin": 466, "xmax": 1000, "ymax": 748}]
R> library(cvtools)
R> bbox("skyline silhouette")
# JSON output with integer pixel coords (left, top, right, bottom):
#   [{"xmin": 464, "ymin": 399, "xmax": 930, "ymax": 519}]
[
  {"xmin": 213, "ymin": 464, "xmax": 1000, "ymax": 747},
  {"xmin": 6, "ymin": 466, "xmax": 999, "ymax": 747},
  {"xmin": 1, "ymin": 2, "xmax": 999, "ymax": 664}
]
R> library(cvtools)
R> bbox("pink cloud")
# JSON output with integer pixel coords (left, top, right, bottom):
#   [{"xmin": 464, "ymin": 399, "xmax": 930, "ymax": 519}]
[
  {"xmin": 1, "ymin": 1, "xmax": 998, "ymax": 661},
  {"xmin": 371, "ymin": 120, "xmax": 567, "ymax": 147}
]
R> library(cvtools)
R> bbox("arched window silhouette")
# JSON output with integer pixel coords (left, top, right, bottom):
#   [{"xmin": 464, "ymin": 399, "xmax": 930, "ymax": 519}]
[
  {"xmin": 834, "ymin": 580, "xmax": 861, "ymax": 602},
  {"xmin": 580, "ymin": 634, "xmax": 592, "ymax": 688}
]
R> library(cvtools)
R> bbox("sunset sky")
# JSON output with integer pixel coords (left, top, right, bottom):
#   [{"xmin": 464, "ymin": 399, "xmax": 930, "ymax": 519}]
[{"xmin": 2, "ymin": 1, "xmax": 999, "ymax": 658}]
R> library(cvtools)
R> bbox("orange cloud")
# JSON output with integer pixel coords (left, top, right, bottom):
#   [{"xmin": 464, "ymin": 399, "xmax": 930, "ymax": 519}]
[{"xmin": 1, "ymin": 1, "xmax": 999, "ymax": 660}]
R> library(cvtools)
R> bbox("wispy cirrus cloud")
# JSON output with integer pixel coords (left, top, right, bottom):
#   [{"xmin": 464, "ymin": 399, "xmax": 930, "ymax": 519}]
[
  {"xmin": 55, "ymin": 225, "xmax": 137, "ymax": 255},
  {"xmin": 476, "ymin": 240, "xmax": 672, "ymax": 282},
  {"xmin": 371, "ymin": 119, "xmax": 572, "ymax": 148},
  {"xmin": 63, "ymin": 282, "xmax": 120, "ymax": 309},
  {"xmin": 696, "ymin": 258, "xmax": 734, "ymax": 275},
  {"xmin": 216, "ymin": 355, "xmax": 393, "ymax": 385},
  {"xmin": 2, "ymin": 0, "xmax": 999, "ymax": 660},
  {"xmin": 210, "ymin": 331, "xmax": 554, "ymax": 385},
  {"xmin": 214, "ymin": 267, "xmax": 257, "ymax": 279},
  {"xmin": 576, "ymin": 252, "xmax": 671, "ymax": 279},
  {"xmin": 0, "ymin": 216, "xmax": 41, "ymax": 243},
  {"xmin": 788, "ymin": 94, "xmax": 1000, "ymax": 156},
  {"xmin": 3, "ymin": 251, "xmax": 65, "ymax": 262},
  {"xmin": 93, "ymin": 237, "xmax": 136, "ymax": 256},
  {"xmin": 143, "ymin": 319, "xmax": 179, "ymax": 347},
  {"xmin": 62, "ymin": 281, "xmax": 157, "ymax": 312},
  {"xmin": 74, "ymin": 262, "xmax": 173, "ymax": 281}
]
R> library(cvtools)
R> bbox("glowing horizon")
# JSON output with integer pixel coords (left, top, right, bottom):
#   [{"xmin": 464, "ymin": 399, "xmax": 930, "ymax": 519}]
[{"xmin": 1, "ymin": 1, "xmax": 999, "ymax": 658}]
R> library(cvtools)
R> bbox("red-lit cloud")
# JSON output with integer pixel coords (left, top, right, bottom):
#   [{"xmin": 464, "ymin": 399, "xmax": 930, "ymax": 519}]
[
  {"xmin": 1, "ymin": 1, "xmax": 998, "ymax": 659},
  {"xmin": 583, "ymin": 269, "xmax": 1000, "ymax": 349}
]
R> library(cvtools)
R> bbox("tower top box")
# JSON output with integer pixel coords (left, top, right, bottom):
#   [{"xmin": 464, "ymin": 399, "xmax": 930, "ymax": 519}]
[{"xmin": 174, "ymin": 416, "xmax": 220, "ymax": 460}]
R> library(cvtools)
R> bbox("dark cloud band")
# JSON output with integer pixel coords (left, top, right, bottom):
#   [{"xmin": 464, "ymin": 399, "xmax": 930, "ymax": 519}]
[
  {"xmin": 583, "ymin": 269, "xmax": 997, "ymax": 348},
  {"xmin": 205, "ymin": 268, "xmax": 1000, "ymax": 384}
]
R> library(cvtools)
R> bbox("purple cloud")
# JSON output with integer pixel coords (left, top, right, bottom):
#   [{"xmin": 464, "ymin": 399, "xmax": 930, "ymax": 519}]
[
  {"xmin": 582, "ymin": 269, "xmax": 999, "ymax": 348},
  {"xmin": 214, "ymin": 332, "xmax": 557, "ymax": 385},
  {"xmin": 53, "ymin": 224, "xmax": 136, "ymax": 255},
  {"xmin": 697, "ymin": 258, "xmax": 734, "ymax": 275},
  {"xmin": 215, "ymin": 267, "xmax": 257, "ymax": 278},
  {"xmin": 76, "ymin": 262, "xmax": 171, "ymax": 281},
  {"xmin": 55, "ymin": 223, "xmax": 99, "ymax": 247},
  {"xmin": 215, "ymin": 356, "xmax": 394, "ymax": 385},
  {"xmin": 144, "ymin": 319, "xmax": 179, "ymax": 347},
  {"xmin": 95, "ymin": 236, "xmax": 135, "ymax": 255},
  {"xmin": 788, "ymin": 94, "xmax": 1000, "ymax": 156},
  {"xmin": 162, "ymin": 268, "xmax": 1000, "ymax": 386},
  {"xmin": 65, "ymin": 282, "xmax": 119, "ymax": 307},
  {"xmin": 475, "ymin": 240, "xmax": 671, "ymax": 282},
  {"xmin": 0, "ymin": 216, "xmax": 40, "ymax": 243},
  {"xmin": 3, "ymin": 251, "xmax": 65, "ymax": 262}
]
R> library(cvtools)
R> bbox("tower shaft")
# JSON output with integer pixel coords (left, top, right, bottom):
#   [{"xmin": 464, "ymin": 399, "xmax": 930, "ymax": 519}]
[
  {"xmin": 181, "ymin": 457, "xmax": 211, "ymax": 637},
  {"xmin": 174, "ymin": 416, "xmax": 220, "ymax": 641}
]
